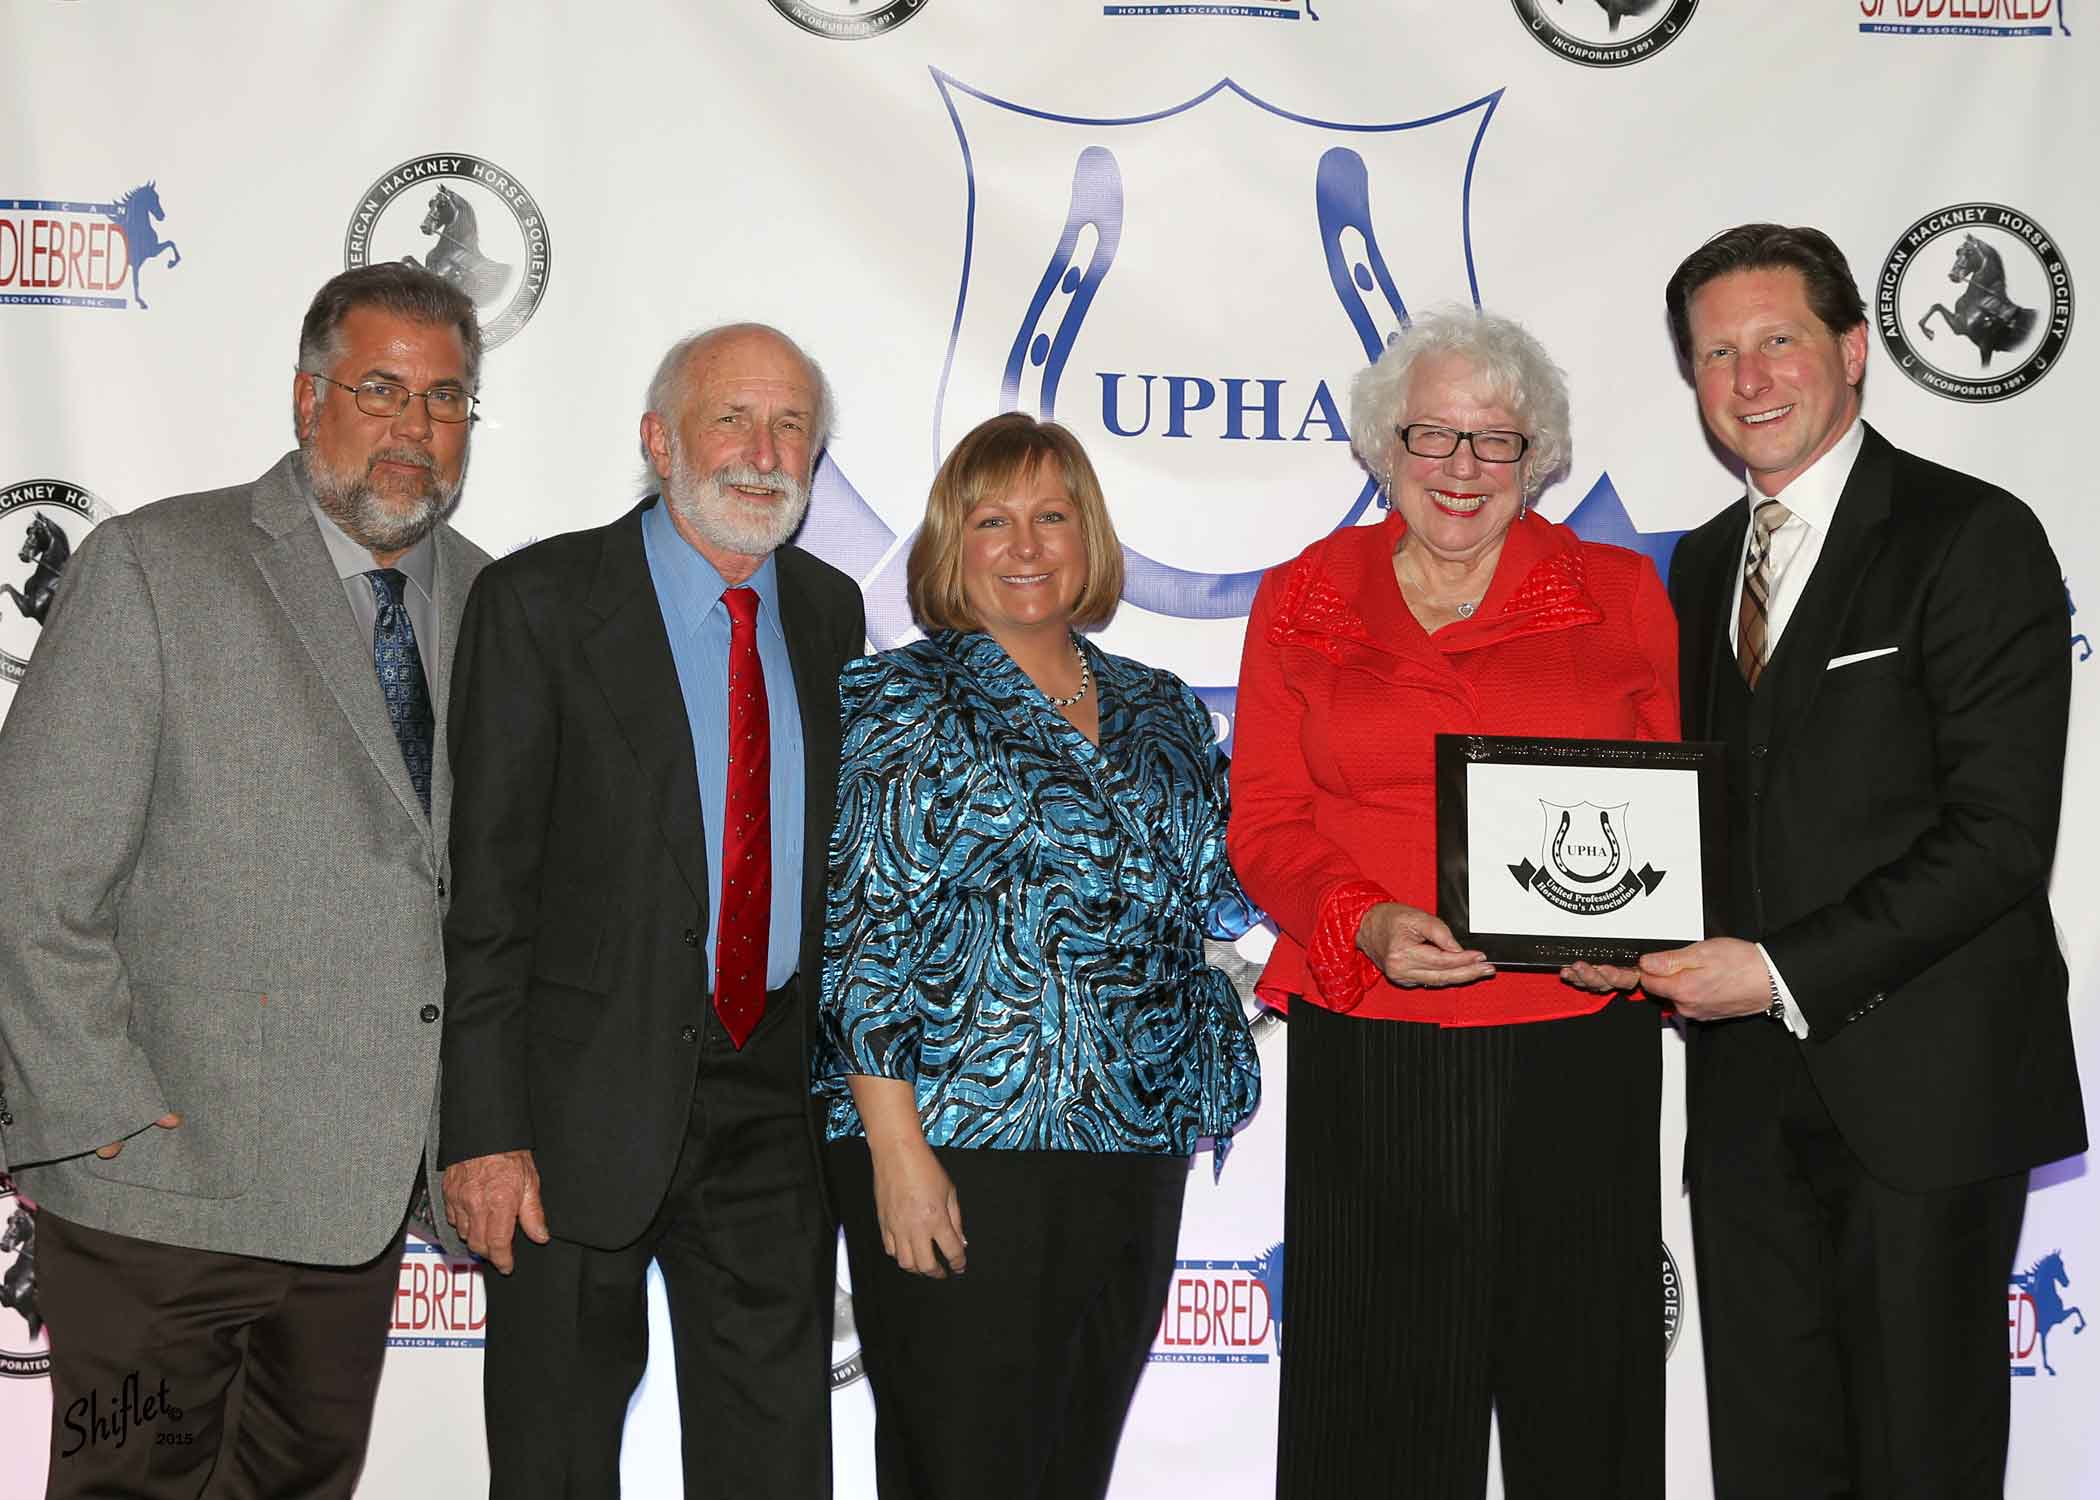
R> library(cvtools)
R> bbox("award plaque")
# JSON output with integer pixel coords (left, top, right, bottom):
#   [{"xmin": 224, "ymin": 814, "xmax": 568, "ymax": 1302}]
[{"xmin": 1434, "ymin": 734, "xmax": 1728, "ymax": 970}]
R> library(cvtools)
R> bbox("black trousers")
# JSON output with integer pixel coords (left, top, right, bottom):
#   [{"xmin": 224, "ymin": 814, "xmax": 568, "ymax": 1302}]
[
  {"xmin": 481, "ymin": 986, "xmax": 832, "ymax": 1500},
  {"xmin": 37, "ymin": 1209, "xmax": 404, "ymax": 1500},
  {"xmin": 1276, "ymin": 997, "xmax": 1664, "ymax": 1500},
  {"xmin": 828, "ymin": 1139, "xmax": 1186, "ymax": 1500},
  {"xmin": 1689, "ymin": 1017, "xmax": 2028, "ymax": 1500}
]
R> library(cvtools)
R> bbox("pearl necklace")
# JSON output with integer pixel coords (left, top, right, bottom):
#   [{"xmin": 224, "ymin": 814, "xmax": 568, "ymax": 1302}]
[{"xmin": 1044, "ymin": 639, "xmax": 1091, "ymax": 707}]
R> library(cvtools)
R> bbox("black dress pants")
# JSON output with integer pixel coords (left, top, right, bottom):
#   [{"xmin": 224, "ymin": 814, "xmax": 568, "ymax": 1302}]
[
  {"xmin": 1275, "ymin": 997, "xmax": 1664, "ymax": 1500},
  {"xmin": 828, "ymin": 1139, "xmax": 1186, "ymax": 1500},
  {"xmin": 481, "ymin": 989, "xmax": 833, "ymax": 1500},
  {"xmin": 38, "ymin": 1209, "xmax": 404, "ymax": 1500},
  {"xmin": 1689, "ymin": 1016, "xmax": 2028, "ymax": 1500}
]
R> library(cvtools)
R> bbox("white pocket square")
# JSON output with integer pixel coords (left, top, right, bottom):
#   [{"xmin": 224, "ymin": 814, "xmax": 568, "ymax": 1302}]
[{"xmin": 1826, "ymin": 646, "xmax": 1899, "ymax": 671}]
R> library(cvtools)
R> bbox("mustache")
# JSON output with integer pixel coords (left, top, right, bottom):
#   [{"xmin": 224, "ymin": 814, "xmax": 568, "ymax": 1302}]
[
  {"xmin": 712, "ymin": 463, "xmax": 796, "ymax": 497},
  {"xmin": 368, "ymin": 445, "xmax": 437, "ymax": 475}
]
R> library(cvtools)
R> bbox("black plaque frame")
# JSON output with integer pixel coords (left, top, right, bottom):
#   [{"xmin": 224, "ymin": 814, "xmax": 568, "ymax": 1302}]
[{"xmin": 1434, "ymin": 734, "xmax": 1729, "ymax": 971}]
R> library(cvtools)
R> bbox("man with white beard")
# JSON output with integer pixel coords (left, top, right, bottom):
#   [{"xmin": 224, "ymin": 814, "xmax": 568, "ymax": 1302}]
[
  {"xmin": 0, "ymin": 262, "xmax": 489, "ymax": 1498},
  {"xmin": 439, "ymin": 324, "xmax": 865, "ymax": 1499}
]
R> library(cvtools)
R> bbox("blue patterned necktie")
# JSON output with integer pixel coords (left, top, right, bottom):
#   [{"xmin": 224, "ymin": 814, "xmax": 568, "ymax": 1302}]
[{"xmin": 366, "ymin": 568, "xmax": 434, "ymax": 814}]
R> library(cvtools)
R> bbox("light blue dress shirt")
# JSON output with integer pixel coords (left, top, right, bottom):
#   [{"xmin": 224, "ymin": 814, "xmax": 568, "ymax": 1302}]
[{"xmin": 641, "ymin": 498, "xmax": 805, "ymax": 991}]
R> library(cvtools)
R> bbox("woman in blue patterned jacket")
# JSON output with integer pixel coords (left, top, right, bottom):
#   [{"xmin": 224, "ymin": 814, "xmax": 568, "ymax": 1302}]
[{"xmin": 816, "ymin": 411, "xmax": 1260, "ymax": 1500}]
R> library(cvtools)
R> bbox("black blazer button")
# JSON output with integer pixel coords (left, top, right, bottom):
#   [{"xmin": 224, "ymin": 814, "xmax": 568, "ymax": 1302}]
[
  {"xmin": 681, "ymin": 1025, "xmax": 699, "ymax": 1043},
  {"xmin": 1750, "ymin": 743, "xmax": 1768, "ymax": 759},
  {"xmin": 419, "ymin": 1003, "xmax": 441, "ymax": 1024},
  {"xmin": 437, "ymin": 876, "xmax": 448, "ymax": 898},
  {"xmin": 683, "ymin": 928, "xmax": 701, "ymax": 948}
]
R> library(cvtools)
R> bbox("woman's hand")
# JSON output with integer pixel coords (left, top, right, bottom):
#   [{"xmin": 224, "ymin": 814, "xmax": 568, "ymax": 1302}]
[
  {"xmin": 846, "ymin": 1073, "xmax": 968, "ymax": 1278},
  {"xmin": 868, "ymin": 1135, "xmax": 968, "ymax": 1278},
  {"xmin": 1356, "ymin": 902, "xmax": 1493, "ymax": 988}
]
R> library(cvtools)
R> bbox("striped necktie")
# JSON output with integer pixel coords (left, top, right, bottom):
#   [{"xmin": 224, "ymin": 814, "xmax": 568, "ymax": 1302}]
[{"xmin": 1736, "ymin": 498, "xmax": 1792, "ymax": 689}]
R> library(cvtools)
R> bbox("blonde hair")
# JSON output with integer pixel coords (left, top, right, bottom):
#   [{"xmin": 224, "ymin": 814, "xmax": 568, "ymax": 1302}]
[{"xmin": 907, "ymin": 413, "xmax": 1124, "ymax": 632}]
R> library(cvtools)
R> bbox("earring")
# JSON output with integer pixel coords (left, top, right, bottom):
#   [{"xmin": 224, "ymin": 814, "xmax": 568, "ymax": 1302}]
[{"xmin": 1377, "ymin": 479, "xmax": 1392, "ymax": 511}]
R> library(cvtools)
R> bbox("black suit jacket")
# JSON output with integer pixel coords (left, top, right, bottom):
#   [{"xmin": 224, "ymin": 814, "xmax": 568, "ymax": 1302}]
[
  {"xmin": 439, "ymin": 501, "xmax": 866, "ymax": 1248},
  {"xmin": 1672, "ymin": 423, "xmax": 2084, "ymax": 1192}
]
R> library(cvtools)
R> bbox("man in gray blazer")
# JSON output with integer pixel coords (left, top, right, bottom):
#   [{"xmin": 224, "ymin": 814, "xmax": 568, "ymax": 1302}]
[{"xmin": 0, "ymin": 262, "xmax": 491, "ymax": 1499}]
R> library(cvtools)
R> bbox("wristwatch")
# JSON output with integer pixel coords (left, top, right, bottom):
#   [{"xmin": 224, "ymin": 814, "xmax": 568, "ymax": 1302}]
[{"xmin": 1764, "ymin": 971, "xmax": 1788, "ymax": 1025}]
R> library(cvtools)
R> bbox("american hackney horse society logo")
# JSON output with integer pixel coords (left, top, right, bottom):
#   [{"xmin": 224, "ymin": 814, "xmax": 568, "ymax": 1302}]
[
  {"xmin": 766, "ymin": 0, "xmax": 928, "ymax": 38},
  {"xmin": 0, "ymin": 1176, "xmax": 48, "ymax": 1379},
  {"xmin": 1511, "ymin": 0, "xmax": 1700, "ymax": 67},
  {"xmin": 0, "ymin": 182, "xmax": 181, "ymax": 309},
  {"xmin": 343, "ymin": 154, "xmax": 550, "ymax": 349},
  {"xmin": 2, "ymin": 479, "xmax": 114, "ymax": 684},
  {"xmin": 1877, "ymin": 204, "xmax": 2073, "ymax": 402}
]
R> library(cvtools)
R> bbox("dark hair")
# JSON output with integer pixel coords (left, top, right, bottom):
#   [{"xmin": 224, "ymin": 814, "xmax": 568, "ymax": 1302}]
[
  {"xmin": 1664, "ymin": 223, "xmax": 1867, "ymax": 365},
  {"xmin": 297, "ymin": 263, "xmax": 484, "ymax": 389}
]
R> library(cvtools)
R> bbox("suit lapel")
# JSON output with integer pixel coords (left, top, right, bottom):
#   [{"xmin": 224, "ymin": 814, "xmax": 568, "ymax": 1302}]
[
  {"xmin": 580, "ymin": 505, "xmax": 710, "ymax": 909},
  {"xmin": 1754, "ymin": 427, "xmax": 1895, "ymax": 748},
  {"xmin": 776, "ymin": 548, "xmax": 841, "ymax": 957},
  {"xmin": 427, "ymin": 526, "xmax": 475, "ymax": 848},
  {"xmin": 246, "ymin": 454, "xmax": 427, "ymax": 830},
  {"xmin": 1674, "ymin": 503, "xmax": 1745, "ymax": 739}
]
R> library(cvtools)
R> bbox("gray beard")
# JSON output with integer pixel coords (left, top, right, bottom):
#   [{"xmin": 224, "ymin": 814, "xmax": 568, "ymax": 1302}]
[
  {"xmin": 665, "ymin": 449, "xmax": 810, "ymax": 558},
  {"xmin": 301, "ymin": 438, "xmax": 466, "ymax": 555}
]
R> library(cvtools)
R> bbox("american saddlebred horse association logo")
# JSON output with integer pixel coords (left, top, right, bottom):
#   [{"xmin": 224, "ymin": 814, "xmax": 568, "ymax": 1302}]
[
  {"xmin": 2010, "ymin": 1250, "xmax": 2085, "ymax": 1376},
  {"xmin": 1508, "ymin": 801, "xmax": 1666, "ymax": 916}
]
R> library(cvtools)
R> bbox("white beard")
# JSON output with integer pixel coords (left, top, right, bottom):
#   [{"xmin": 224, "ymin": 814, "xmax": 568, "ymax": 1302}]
[{"xmin": 664, "ymin": 442, "xmax": 811, "ymax": 558}]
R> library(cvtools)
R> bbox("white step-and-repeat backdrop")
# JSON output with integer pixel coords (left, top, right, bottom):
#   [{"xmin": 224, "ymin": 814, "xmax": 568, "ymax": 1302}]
[{"xmin": 2, "ymin": 2, "xmax": 2094, "ymax": 1495}]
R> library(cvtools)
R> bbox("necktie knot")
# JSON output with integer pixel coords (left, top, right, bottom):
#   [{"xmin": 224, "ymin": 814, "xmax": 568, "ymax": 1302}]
[
  {"xmin": 1752, "ymin": 497, "xmax": 1792, "ymax": 542},
  {"xmin": 723, "ymin": 585, "xmax": 759, "ymax": 630},
  {"xmin": 366, "ymin": 567, "xmax": 410, "ymax": 626}
]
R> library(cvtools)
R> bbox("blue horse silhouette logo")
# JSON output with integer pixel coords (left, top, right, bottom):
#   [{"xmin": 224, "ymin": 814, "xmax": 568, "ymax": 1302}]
[
  {"xmin": 2070, "ymin": 579, "xmax": 2091, "ymax": 663},
  {"xmin": 2011, "ymin": 1250, "xmax": 2086, "ymax": 1376},
  {"xmin": 101, "ymin": 181, "xmax": 181, "ymax": 309}
]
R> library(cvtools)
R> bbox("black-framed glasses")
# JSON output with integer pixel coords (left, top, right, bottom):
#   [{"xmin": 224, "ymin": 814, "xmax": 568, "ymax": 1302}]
[
  {"xmin": 1397, "ymin": 424, "xmax": 1529, "ymax": 464},
  {"xmin": 307, "ymin": 373, "xmax": 479, "ymax": 424}
]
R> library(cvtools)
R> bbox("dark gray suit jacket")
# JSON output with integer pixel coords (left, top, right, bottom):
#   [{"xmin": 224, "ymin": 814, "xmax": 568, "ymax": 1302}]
[{"xmin": 0, "ymin": 452, "xmax": 488, "ymax": 1263}]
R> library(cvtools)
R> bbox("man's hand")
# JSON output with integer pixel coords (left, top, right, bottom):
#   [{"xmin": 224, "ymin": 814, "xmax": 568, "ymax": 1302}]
[
  {"xmin": 94, "ymin": 1112, "xmax": 182, "ymax": 1159},
  {"xmin": 443, "ymin": 1149, "xmax": 550, "ymax": 1274},
  {"xmin": 1638, "ymin": 938, "xmax": 1773, "ymax": 1020},
  {"xmin": 1560, "ymin": 961, "xmax": 1644, "ymax": 995},
  {"xmin": 869, "ymin": 1136, "xmax": 967, "ymax": 1279},
  {"xmin": 1356, "ymin": 902, "xmax": 1493, "ymax": 988}
]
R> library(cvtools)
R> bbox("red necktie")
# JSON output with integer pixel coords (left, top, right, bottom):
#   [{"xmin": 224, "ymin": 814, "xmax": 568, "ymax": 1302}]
[{"xmin": 716, "ymin": 587, "xmax": 771, "ymax": 1049}]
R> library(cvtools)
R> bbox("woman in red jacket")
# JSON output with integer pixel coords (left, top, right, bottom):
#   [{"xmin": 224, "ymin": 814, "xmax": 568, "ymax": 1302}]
[{"xmin": 1229, "ymin": 307, "xmax": 1677, "ymax": 1500}]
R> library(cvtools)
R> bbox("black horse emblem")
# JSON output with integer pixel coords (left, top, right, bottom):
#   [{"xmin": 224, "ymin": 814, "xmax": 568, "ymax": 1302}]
[
  {"xmin": 0, "ymin": 1205, "xmax": 40, "ymax": 1343},
  {"xmin": 402, "ymin": 185, "xmax": 513, "ymax": 306},
  {"xmin": 1918, "ymin": 234, "xmax": 2036, "ymax": 369},
  {"xmin": 1557, "ymin": 0, "xmax": 1662, "ymax": 30},
  {"xmin": 2, "ymin": 513, "xmax": 73, "ymax": 626}
]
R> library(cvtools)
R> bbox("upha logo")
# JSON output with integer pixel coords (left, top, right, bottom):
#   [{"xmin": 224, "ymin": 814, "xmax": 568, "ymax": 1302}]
[
  {"xmin": 1511, "ymin": 0, "xmax": 1700, "ymax": 67},
  {"xmin": 1152, "ymin": 1243, "xmax": 1284, "ymax": 1363},
  {"xmin": 1510, "ymin": 801, "xmax": 1667, "ymax": 916},
  {"xmin": 0, "ymin": 1176, "xmax": 49, "ymax": 1379},
  {"xmin": 2009, "ymin": 1249, "xmax": 2086, "ymax": 1377},
  {"xmin": 0, "ymin": 182, "xmax": 181, "ymax": 309},
  {"xmin": 767, "ymin": 0, "xmax": 928, "ymax": 38},
  {"xmin": 344, "ymin": 155, "xmax": 551, "ymax": 349},
  {"xmin": 2, "ymin": 478, "xmax": 114, "ymax": 685},
  {"xmin": 1877, "ymin": 204, "xmax": 2073, "ymax": 402}
]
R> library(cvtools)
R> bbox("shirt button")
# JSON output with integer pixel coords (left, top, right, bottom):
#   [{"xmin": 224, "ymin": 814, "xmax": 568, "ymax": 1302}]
[
  {"xmin": 683, "ymin": 928, "xmax": 701, "ymax": 948},
  {"xmin": 681, "ymin": 1025, "xmax": 699, "ymax": 1043},
  {"xmin": 419, "ymin": 1004, "xmax": 440, "ymax": 1024}
]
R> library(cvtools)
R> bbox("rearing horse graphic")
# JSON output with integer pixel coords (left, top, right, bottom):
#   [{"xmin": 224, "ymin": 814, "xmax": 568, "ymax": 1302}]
[
  {"xmin": 0, "ymin": 1205, "xmax": 38, "ymax": 1343},
  {"xmin": 101, "ymin": 181, "xmax": 181, "ymax": 309},
  {"xmin": 1555, "ymin": 0, "xmax": 1662, "ymax": 32},
  {"xmin": 2, "ymin": 514, "xmax": 72, "ymax": 626},
  {"xmin": 403, "ymin": 186, "xmax": 512, "ymax": 306},
  {"xmin": 1918, "ymin": 234, "xmax": 2035, "ymax": 370},
  {"xmin": 2011, "ymin": 1250, "xmax": 2085, "ymax": 1376}
]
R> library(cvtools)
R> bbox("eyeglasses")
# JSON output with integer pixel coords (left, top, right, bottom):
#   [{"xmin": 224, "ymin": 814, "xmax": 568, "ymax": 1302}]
[
  {"xmin": 307, "ymin": 373, "xmax": 479, "ymax": 424},
  {"xmin": 1397, "ymin": 424, "xmax": 1529, "ymax": 464}
]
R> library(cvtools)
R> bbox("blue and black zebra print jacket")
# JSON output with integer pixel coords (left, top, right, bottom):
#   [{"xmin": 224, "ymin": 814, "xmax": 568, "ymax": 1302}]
[{"xmin": 814, "ymin": 629, "xmax": 1262, "ymax": 1160}]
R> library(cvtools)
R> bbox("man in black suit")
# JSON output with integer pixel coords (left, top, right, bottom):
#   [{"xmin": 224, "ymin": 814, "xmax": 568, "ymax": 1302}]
[
  {"xmin": 439, "ymin": 323, "xmax": 865, "ymax": 1499},
  {"xmin": 1624, "ymin": 224, "xmax": 2084, "ymax": 1499}
]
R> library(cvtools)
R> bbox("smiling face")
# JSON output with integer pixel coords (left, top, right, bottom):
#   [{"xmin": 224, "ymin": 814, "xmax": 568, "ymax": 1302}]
[
  {"xmin": 958, "ymin": 457, "xmax": 1088, "ymax": 646},
  {"xmin": 1688, "ymin": 266, "xmax": 1867, "ymax": 497},
  {"xmin": 294, "ymin": 305, "xmax": 472, "ymax": 563},
  {"xmin": 1390, "ymin": 353, "xmax": 1529, "ymax": 568},
  {"xmin": 642, "ymin": 327, "xmax": 819, "ymax": 574}
]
